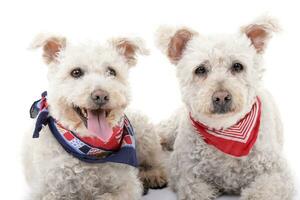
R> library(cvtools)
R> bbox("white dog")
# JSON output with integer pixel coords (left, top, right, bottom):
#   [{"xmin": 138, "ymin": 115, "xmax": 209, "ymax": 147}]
[
  {"xmin": 155, "ymin": 16, "xmax": 294, "ymax": 200},
  {"xmin": 23, "ymin": 34, "xmax": 167, "ymax": 200}
]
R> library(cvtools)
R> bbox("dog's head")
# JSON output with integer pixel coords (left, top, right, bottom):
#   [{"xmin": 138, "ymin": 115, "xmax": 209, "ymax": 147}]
[
  {"xmin": 31, "ymin": 34, "xmax": 148, "ymax": 136},
  {"xmin": 156, "ymin": 16, "xmax": 279, "ymax": 128}
]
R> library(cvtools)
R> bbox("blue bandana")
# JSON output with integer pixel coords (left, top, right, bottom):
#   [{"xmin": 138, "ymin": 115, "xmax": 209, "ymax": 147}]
[{"xmin": 30, "ymin": 91, "xmax": 138, "ymax": 167}]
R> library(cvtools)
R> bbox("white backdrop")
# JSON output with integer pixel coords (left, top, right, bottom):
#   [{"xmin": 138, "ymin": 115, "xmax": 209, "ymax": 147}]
[{"xmin": 0, "ymin": 0, "xmax": 299, "ymax": 199}]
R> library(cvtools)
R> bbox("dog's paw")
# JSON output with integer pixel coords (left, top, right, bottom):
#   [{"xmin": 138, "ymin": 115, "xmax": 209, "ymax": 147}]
[{"xmin": 139, "ymin": 167, "xmax": 168, "ymax": 190}]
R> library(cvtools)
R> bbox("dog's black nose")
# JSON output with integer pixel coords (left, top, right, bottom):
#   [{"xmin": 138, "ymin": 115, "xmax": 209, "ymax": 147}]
[
  {"xmin": 212, "ymin": 90, "xmax": 232, "ymax": 114},
  {"xmin": 91, "ymin": 90, "xmax": 109, "ymax": 106}
]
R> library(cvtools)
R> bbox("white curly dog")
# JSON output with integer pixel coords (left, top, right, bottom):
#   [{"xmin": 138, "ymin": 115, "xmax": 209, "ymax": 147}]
[
  {"xmin": 155, "ymin": 16, "xmax": 294, "ymax": 200},
  {"xmin": 22, "ymin": 35, "xmax": 167, "ymax": 200}
]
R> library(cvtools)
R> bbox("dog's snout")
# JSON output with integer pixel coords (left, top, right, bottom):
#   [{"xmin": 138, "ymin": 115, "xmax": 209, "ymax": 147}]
[
  {"xmin": 212, "ymin": 90, "xmax": 232, "ymax": 114},
  {"xmin": 91, "ymin": 90, "xmax": 109, "ymax": 106}
]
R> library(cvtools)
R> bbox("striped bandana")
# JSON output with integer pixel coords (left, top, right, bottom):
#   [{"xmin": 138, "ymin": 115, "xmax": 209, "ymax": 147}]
[
  {"xmin": 190, "ymin": 97, "xmax": 261, "ymax": 157},
  {"xmin": 30, "ymin": 91, "xmax": 138, "ymax": 167}
]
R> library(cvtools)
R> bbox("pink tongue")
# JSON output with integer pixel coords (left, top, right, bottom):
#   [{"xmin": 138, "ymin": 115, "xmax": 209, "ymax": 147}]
[{"xmin": 87, "ymin": 110, "xmax": 113, "ymax": 142}]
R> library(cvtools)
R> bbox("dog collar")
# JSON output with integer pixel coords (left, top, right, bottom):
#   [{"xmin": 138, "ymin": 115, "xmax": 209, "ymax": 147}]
[
  {"xmin": 30, "ymin": 91, "xmax": 138, "ymax": 167},
  {"xmin": 190, "ymin": 97, "xmax": 261, "ymax": 157}
]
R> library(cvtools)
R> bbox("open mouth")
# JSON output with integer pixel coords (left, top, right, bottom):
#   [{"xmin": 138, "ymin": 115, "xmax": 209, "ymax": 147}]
[
  {"xmin": 73, "ymin": 106, "xmax": 110, "ymax": 127},
  {"xmin": 73, "ymin": 106, "xmax": 112, "ymax": 141}
]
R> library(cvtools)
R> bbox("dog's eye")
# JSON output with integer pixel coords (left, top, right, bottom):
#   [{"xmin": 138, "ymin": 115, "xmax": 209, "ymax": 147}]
[
  {"xmin": 71, "ymin": 68, "xmax": 84, "ymax": 78},
  {"xmin": 107, "ymin": 67, "xmax": 117, "ymax": 77},
  {"xmin": 231, "ymin": 63, "xmax": 244, "ymax": 73},
  {"xmin": 195, "ymin": 65, "xmax": 208, "ymax": 76}
]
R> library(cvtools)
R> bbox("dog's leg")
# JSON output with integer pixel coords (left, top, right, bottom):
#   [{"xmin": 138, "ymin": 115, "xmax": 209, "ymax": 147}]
[
  {"xmin": 169, "ymin": 164, "xmax": 219, "ymax": 200},
  {"xmin": 155, "ymin": 110, "xmax": 181, "ymax": 151},
  {"xmin": 137, "ymin": 144, "xmax": 168, "ymax": 191},
  {"xmin": 173, "ymin": 175, "xmax": 219, "ymax": 200},
  {"xmin": 126, "ymin": 111, "xmax": 168, "ymax": 190},
  {"xmin": 240, "ymin": 171, "xmax": 294, "ymax": 200},
  {"xmin": 169, "ymin": 135, "xmax": 219, "ymax": 200}
]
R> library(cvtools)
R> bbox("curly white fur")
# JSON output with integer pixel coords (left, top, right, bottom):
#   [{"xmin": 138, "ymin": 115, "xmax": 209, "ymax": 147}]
[
  {"xmin": 23, "ymin": 35, "xmax": 166, "ymax": 200},
  {"xmin": 156, "ymin": 16, "xmax": 294, "ymax": 200}
]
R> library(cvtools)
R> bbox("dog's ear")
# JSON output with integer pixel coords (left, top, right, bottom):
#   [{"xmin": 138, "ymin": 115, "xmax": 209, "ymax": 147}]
[
  {"xmin": 156, "ymin": 26, "xmax": 197, "ymax": 64},
  {"xmin": 30, "ymin": 33, "xmax": 66, "ymax": 64},
  {"xmin": 241, "ymin": 16, "xmax": 281, "ymax": 53},
  {"xmin": 110, "ymin": 37, "xmax": 149, "ymax": 67}
]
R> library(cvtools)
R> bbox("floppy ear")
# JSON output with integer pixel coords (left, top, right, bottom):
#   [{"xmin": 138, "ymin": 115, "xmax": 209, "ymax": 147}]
[
  {"xmin": 241, "ymin": 16, "xmax": 280, "ymax": 53},
  {"xmin": 30, "ymin": 33, "xmax": 66, "ymax": 64},
  {"xmin": 110, "ymin": 37, "xmax": 149, "ymax": 67},
  {"xmin": 156, "ymin": 26, "xmax": 196, "ymax": 64}
]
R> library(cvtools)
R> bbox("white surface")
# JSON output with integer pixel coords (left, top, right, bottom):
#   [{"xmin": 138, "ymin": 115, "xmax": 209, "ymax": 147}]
[
  {"xmin": 143, "ymin": 188, "xmax": 178, "ymax": 200},
  {"xmin": 142, "ymin": 188, "xmax": 239, "ymax": 200},
  {"xmin": 142, "ymin": 187, "xmax": 300, "ymax": 200},
  {"xmin": 0, "ymin": 0, "xmax": 300, "ymax": 199}
]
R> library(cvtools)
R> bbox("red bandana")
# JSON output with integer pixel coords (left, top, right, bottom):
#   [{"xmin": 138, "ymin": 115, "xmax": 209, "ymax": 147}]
[
  {"xmin": 190, "ymin": 97, "xmax": 261, "ymax": 157},
  {"xmin": 78, "ymin": 126, "xmax": 123, "ymax": 151}
]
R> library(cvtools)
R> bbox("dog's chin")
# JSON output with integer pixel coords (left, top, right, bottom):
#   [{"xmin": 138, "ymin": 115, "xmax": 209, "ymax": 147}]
[
  {"xmin": 194, "ymin": 106, "xmax": 245, "ymax": 129},
  {"xmin": 203, "ymin": 105, "xmax": 237, "ymax": 118},
  {"xmin": 209, "ymin": 109, "xmax": 238, "ymax": 119}
]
